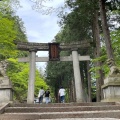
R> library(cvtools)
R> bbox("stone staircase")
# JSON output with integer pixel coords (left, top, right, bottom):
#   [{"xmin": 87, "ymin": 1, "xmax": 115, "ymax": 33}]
[{"xmin": 0, "ymin": 102, "xmax": 120, "ymax": 119}]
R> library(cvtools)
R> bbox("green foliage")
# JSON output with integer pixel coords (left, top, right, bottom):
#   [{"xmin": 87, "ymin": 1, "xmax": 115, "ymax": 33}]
[
  {"xmin": 105, "ymin": 0, "xmax": 120, "ymax": 11},
  {"xmin": 52, "ymin": 0, "xmax": 120, "ymax": 101},
  {"xmin": 7, "ymin": 58, "xmax": 28, "ymax": 101},
  {"xmin": 111, "ymin": 30, "xmax": 120, "ymax": 66},
  {"xmin": 89, "ymin": 29, "xmax": 120, "ymax": 85},
  {"xmin": 91, "ymin": 55, "xmax": 107, "ymax": 63},
  {"xmin": 0, "ymin": 0, "xmax": 27, "ymax": 60},
  {"xmin": 46, "ymin": 0, "xmax": 97, "ymax": 101},
  {"xmin": 59, "ymin": 0, "xmax": 98, "ymax": 42},
  {"xmin": 35, "ymin": 70, "xmax": 48, "ymax": 97},
  {"xmin": 0, "ymin": 0, "xmax": 50, "ymax": 102},
  {"xmin": 0, "ymin": 17, "xmax": 18, "ymax": 59}
]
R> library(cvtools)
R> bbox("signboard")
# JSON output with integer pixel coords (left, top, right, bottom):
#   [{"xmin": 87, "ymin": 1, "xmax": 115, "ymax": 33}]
[{"xmin": 48, "ymin": 43, "xmax": 60, "ymax": 61}]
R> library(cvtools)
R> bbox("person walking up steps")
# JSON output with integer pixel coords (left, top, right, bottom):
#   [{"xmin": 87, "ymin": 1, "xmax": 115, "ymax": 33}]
[
  {"xmin": 58, "ymin": 86, "xmax": 65, "ymax": 103},
  {"xmin": 45, "ymin": 88, "xmax": 50, "ymax": 104}
]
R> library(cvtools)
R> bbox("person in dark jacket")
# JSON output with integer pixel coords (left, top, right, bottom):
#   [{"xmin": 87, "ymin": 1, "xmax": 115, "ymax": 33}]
[{"xmin": 45, "ymin": 88, "xmax": 50, "ymax": 104}]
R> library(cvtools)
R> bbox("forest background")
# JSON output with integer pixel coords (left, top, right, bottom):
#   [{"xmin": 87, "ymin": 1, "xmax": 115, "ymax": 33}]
[{"xmin": 0, "ymin": 0, "xmax": 120, "ymax": 103}]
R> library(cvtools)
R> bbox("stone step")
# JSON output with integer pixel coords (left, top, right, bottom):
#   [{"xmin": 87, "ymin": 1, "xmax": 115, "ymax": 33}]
[
  {"xmin": 0, "ymin": 119, "xmax": 119, "ymax": 120},
  {"xmin": 34, "ymin": 118, "xmax": 119, "ymax": 120},
  {"xmin": 0, "ymin": 118, "xmax": 118, "ymax": 120},
  {"xmin": 33, "ymin": 118, "xmax": 120, "ymax": 120},
  {"xmin": 1, "ymin": 102, "xmax": 120, "ymax": 119},
  {"xmin": 10, "ymin": 102, "xmax": 116, "ymax": 107},
  {"xmin": 4, "ymin": 105, "xmax": 120, "ymax": 113},
  {"xmin": 0, "ymin": 110, "xmax": 120, "ymax": 119}
]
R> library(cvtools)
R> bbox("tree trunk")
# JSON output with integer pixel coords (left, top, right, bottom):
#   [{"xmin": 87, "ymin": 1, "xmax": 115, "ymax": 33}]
[
  {"xmin": 87, "ymin": 61, "xmax": 92, "ymax": 102},
  {"xmin": 92, "ymin": 10, "xmax": 104, "ymax": 102},
  {"xmin": 68, "ymin": 79, "xmax": 72, "ymax": 103},
  {"xmin": 99, "ymin": 62, "xmax": 104, "ymax": 100},
  {"xmin": 70, "ymin": 78, "xmax": 75, "ymax": 102},
  {"xmin": 83, "ymin": 61, "xmax": 90, "ymax": 102},
  {"xmin": 80, "ymin": 63, "xmax": 87, "ymax": 102},
  {"xmin": 99, "ymin": 0, "xmax": 115, "ymax": 65},
  {"xmin": 72, "ymin": 78, "xmax": 76, "ymax": 102}
]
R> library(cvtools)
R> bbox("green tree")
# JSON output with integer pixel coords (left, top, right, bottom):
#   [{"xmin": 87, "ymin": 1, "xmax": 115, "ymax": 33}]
[
  {"xmin": 0, "ymin": 0, "xmax": 50, "ymax": 103},
  {"xmin": 46, "ymin": 0, "xmax": 120, "ymax": 102},
  {"xmin": 0, "ymin": 16, "xmax": 17, "ymax": 59}
]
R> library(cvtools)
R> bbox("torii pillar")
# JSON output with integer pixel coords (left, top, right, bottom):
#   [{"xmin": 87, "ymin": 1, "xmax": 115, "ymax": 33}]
[
  {"xmin": 27, "ymin": 49, "xmax": 36, "ymax": 104},
  {"xmin": 72, "ymin": 49, "xmax": 83, "ymax": 102}
]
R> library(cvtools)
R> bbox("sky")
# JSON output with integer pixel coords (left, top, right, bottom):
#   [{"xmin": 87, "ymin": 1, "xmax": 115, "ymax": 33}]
[{"xmin": 16, "ymin": 0, "xmax": 65, "ymax": 71}]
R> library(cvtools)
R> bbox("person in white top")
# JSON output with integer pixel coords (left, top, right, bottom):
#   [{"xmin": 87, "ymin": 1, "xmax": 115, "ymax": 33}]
[
  {"xmin": 58, "ymin": 86, "xmax": 65, "ymax": 103},
  {"xmin": 38, "ymin": 87, "xmax": 45, "ymax": 103}
]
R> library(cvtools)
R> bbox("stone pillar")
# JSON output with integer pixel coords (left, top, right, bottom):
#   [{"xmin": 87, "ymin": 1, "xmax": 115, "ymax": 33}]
[
  {"xmin": 27, "ymin": 50, "xmax": 36, "ymax": 104},
  {"xmin": 72, "ymin": 50, "xmax": 84, "ymax": 102},
  {"xmin": 101, "ymin": 59, "xmax": 120, "ymax": 102},
  {"xmin": 101, "ymin": 74, "xmax": 120, "ymax": 102},
  {"xmin": 0, "ymin": 76, "xmax": 13, "ymax": 103}
]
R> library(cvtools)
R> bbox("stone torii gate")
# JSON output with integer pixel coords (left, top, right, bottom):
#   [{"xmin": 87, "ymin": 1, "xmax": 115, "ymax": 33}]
[{"xmin": 15, "ymin": 41, "xmax": 90, "ymax": 104}]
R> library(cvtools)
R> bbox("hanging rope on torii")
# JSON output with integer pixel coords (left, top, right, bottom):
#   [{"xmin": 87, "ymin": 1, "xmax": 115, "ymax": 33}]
[{"xmin": 14, "ymin": 40, "xmax": 91, "ymax": 104}]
